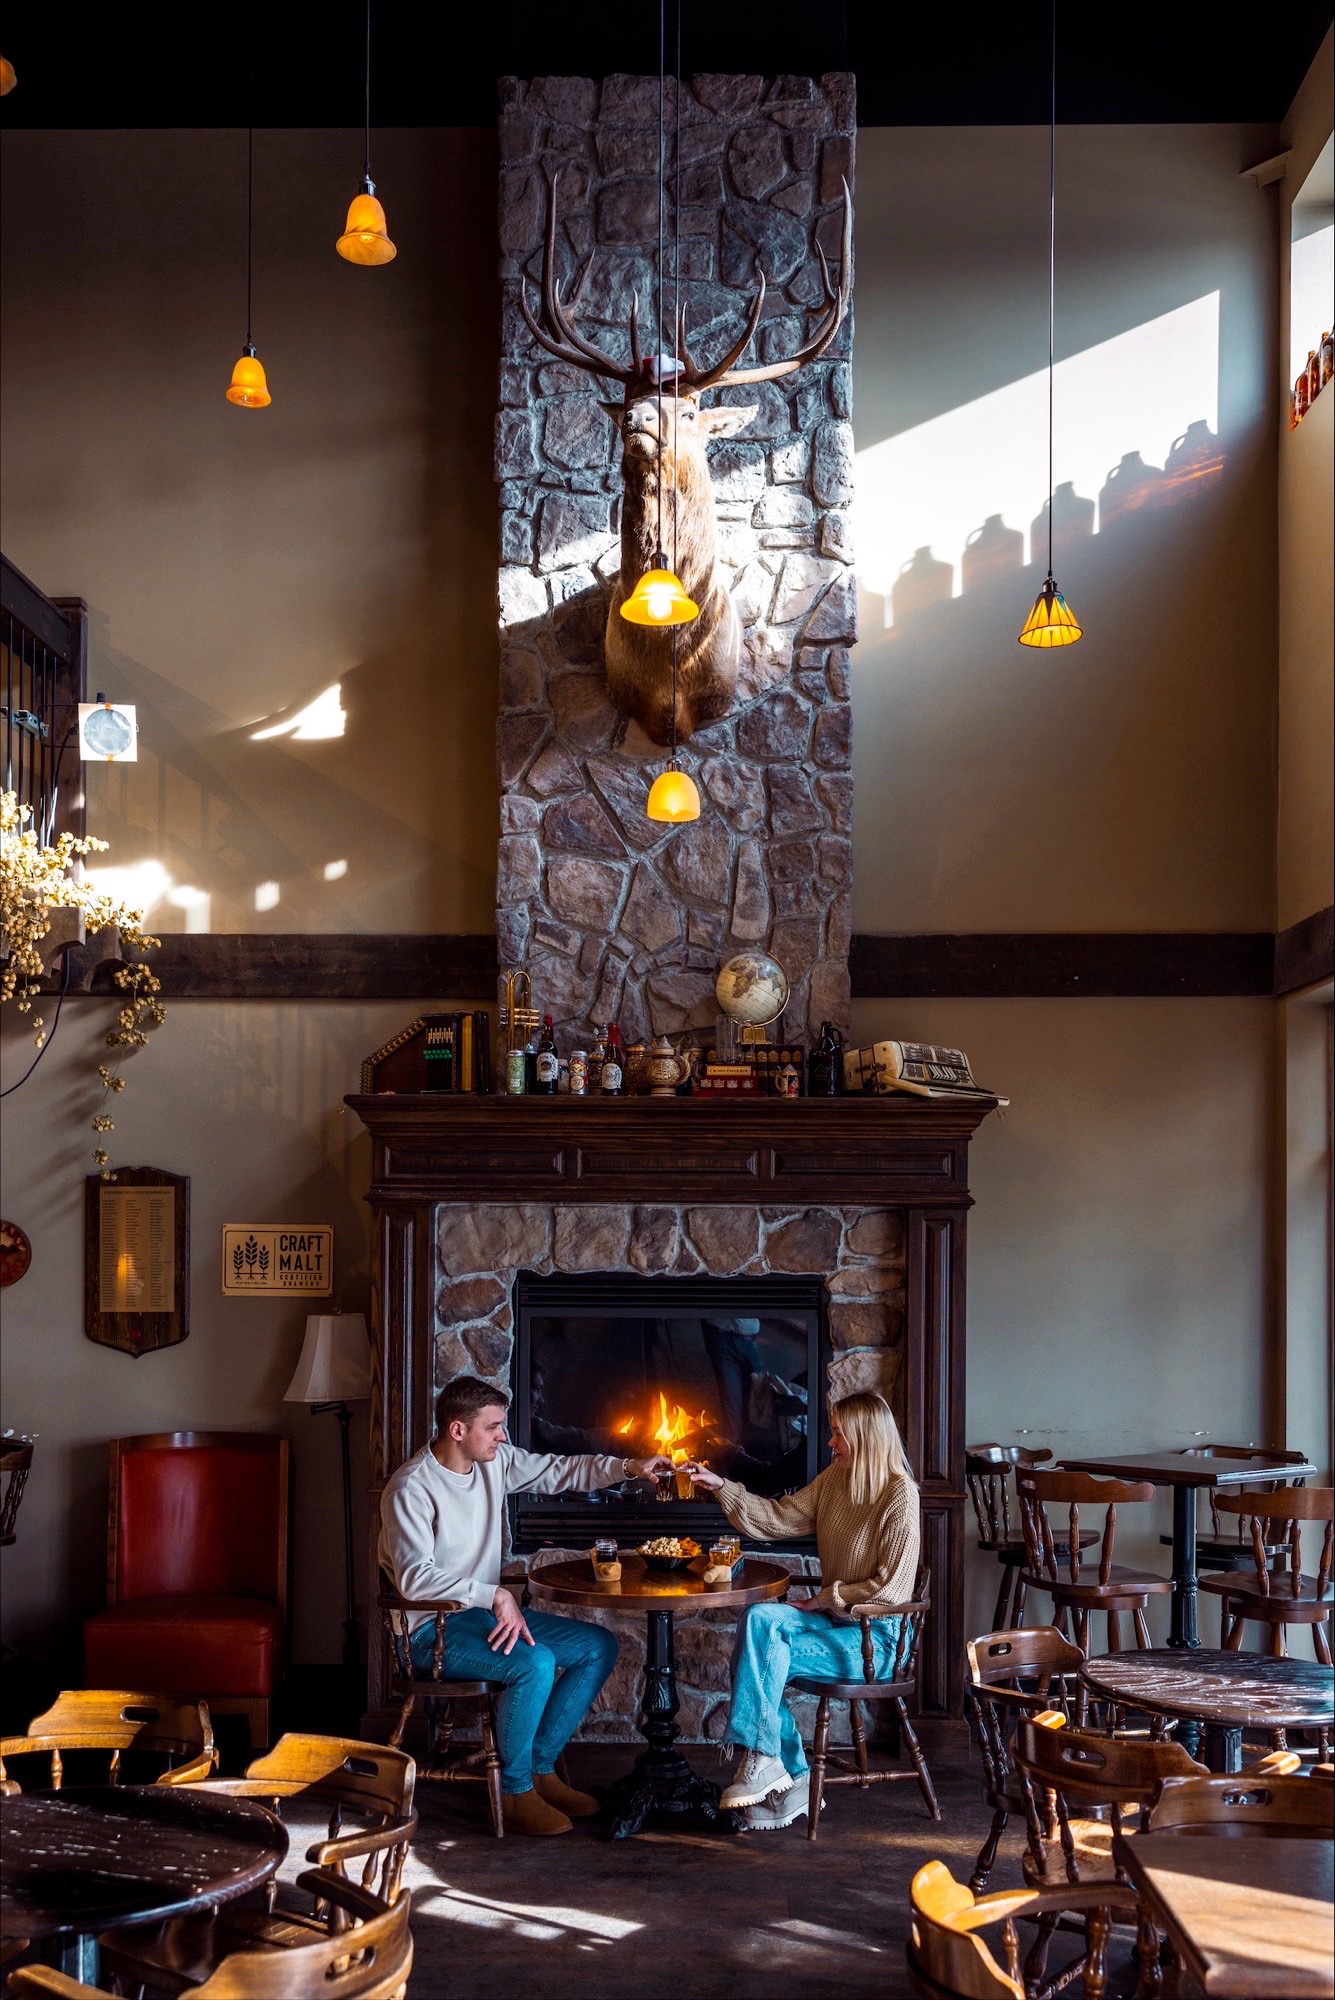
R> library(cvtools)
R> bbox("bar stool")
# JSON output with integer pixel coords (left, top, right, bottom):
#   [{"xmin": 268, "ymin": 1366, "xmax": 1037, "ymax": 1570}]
[
  {"xmin": 966, "ymin": 1445, "xmax": 1097, "ymax": 1630},
  {"xmin": 1015, "ymin": 1468, "xmax": 1173, "ymax": 1688}
]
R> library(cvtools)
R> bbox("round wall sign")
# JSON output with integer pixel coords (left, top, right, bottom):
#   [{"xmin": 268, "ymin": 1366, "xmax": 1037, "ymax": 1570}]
[{"xmin": 0, "ymin": 1221, "xmax": 33, "ymax": 1288}]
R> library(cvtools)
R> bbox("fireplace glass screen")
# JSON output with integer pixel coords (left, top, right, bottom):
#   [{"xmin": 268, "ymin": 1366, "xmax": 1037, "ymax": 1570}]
[{"xmin": 512, "ymin": 1273, "xmax": 826, "ymax": 1546}]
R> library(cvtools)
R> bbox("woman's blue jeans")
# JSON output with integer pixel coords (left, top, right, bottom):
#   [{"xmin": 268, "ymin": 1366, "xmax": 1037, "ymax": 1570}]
[
  {"xmin": 410, "ymin": 1608, "xmax": 618, "ymax": 1795},
  {"xmin": 726, "ymin": 1600, "xmax": 903, "ymax": 1777}
]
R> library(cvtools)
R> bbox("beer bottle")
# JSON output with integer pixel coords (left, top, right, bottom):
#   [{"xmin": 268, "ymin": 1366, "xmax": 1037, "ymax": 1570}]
[
  {"xmin": 601, "ymin": 1020, "xmax": 625, "ymax": 1095},
  {"xmin": 588, "ymin": 1025, "xmax": 606, "ymax": 1095},
  {"xmin": 535, "ymin": 1015, "xmax": 559, "ymax": 1095}
]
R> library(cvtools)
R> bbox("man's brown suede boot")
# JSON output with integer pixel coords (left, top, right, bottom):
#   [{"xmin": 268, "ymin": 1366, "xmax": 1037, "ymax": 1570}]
[
  {"xmin": 535, "ymin": 1771, "xmax": 600, "ymax": 1818},
  {"xmin": 502, "ymin": 1788, "xmax": 573, "ymax": 1836}
]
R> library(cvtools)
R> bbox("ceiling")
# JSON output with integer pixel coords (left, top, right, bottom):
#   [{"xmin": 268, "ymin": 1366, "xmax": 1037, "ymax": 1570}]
[{"xmin": 0, "ymin": 3, "xmax": 1330, "ymax": 130}]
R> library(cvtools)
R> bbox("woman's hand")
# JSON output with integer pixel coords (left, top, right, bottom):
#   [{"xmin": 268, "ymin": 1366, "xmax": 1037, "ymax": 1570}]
[{"xmin": 683, "ymin": 1460, "xmax": 723, "ymax": 1491}]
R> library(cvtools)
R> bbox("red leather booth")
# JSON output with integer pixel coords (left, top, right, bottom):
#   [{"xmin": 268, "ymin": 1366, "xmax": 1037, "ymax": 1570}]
[{"xmin": 84, "ymin": 1431, "xmax": 290, "ymax": 1747}]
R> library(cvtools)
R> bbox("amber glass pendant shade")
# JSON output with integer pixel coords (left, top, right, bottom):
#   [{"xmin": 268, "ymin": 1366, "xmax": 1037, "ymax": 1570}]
[
  {"xmin": 0, "ymin": 55, "xmax": 16, "ymax": 94},
  {"xmin": 646, "ymin": 766, "xmax": 701, "ymax": 822},
  {"xmin": 226, "ymin": 345, "xmax": 272, "ymax": 409},
  {"xmin": 620, "ymin": 567, "xmax": 699, "ymax": 627},
  {"xmin": 337, "ymin": 183, "xmax": 396, "ymax": 265},
  {"xmin": 1018, "ymin": 573, "xmax": 1081, "ymax": 648}
]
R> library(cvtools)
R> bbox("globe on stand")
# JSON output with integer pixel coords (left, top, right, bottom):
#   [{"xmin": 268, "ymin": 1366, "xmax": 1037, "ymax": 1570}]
[{"xmin": 714, "ymin": 952, "xmax": 790, "ymax": 1054}]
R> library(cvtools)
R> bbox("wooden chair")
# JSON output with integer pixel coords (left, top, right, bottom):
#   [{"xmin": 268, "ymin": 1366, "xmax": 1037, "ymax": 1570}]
[
  {"xmin": 788, "ymin": 1561, "xmax": 939, "ymax": 1840},
  {"xmin": 1016, "ymin": 1467, "xmax": 1173, "ymax": 1668},
  {"xmin": 966, "ymin": 1447, "xmax": 1098, "ymax": 1632},
  {"xmin": 83, "ymin": 1431, "xmax": 290, "ymax": 1749},
  {"xmin": 1147, "ymin": 1770, "xmax": 1335, "ymax": 1837},
  {"xmin": 0, "ymin": 1690, "xmax": 215, "ymax": 1792},
  {"xmin": 97, "ymin": 1735, "xmax": 416, "ymax": 1993},
  {"xmin": 0, "ymin": 1440, "xmax": 34, "ymax": 1547},
  {"xmin": 965, "ymin": 1627, "xmax": 1086, "ymax": 1893},
  {"xmin": 379, "ymin": 1575, "xmax": 504, "ymax": 1838},
  {"xmin": 905, "ymin": 1858, "xmax": 1154, "ymax": 2000},
  {"xmin": 8, "ymin": 1873, "xmax": 412, "ymax": 2000},
  {"xmin": 1199, "ymin": 1486, "xmax": 1333, "ymax": 1666},
  {"xmin": 1159, "ymin": 1446, "xmax": 1309, "ymax": 1601}
]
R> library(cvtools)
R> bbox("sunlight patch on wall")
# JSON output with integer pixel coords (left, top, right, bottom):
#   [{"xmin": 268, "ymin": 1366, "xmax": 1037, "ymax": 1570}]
[
  {"xmin": 83, "ymin": 857, "xmax": 171, "ymax": 920},
  {"xmin": 855, "ymin": 293, "xmax": 1220, "ymax": 626},
  {"xmin": 251, "ymin": 683, "xmax": 347, "ymax": 741},
  {"xmin": 166, "ymin": 884, "xmax": 211, "ymax": 934},
  {"xmin": 254, "ymin": 880, "xmax": 280, "ymax": 913}
]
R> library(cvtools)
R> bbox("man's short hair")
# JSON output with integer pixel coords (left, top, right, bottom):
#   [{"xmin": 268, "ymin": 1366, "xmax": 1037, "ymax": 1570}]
[{"xmin": 435, "ymin": 1375, "xmax": 510, "ymax": 1434}]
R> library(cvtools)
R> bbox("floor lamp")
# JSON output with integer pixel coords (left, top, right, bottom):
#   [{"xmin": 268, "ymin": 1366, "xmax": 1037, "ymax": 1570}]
[{"xmin": 285, "ymin": 1312, "xmax": 372, "ymax": 1670}]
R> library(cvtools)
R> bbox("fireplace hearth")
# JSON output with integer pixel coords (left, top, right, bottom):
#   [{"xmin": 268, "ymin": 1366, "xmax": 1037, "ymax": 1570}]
[{"xmin": 512, "ymin": 1273, "xmax": 827, "ymax": 1549}]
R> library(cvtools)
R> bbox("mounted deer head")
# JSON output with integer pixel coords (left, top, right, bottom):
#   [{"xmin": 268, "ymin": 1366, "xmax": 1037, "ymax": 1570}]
[{"xmin": 520, "ymin": 175, "xmax": 852, "ymax": 746}]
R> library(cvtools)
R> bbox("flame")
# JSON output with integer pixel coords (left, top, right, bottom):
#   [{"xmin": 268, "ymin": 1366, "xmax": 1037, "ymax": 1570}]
[{"xmin": 614, "ymin": 1389, "xmax": 714, "ymax": 1465}]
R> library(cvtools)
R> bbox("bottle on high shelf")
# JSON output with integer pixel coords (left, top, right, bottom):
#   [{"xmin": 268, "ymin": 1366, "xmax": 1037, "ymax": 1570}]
[
  {"xmin": 600, "ymin": 1021, "xmax": 624, "ymax": 1094},
  {"xmin": 1295, "ymin": 368, "xmax": 1311, "ymax": 424},
  {"xmin": 588, "ymin": 1025, "xmax": 606, "ymax": 1094},
  {"xmin": 1307, "ymin": 348, "xmax": 1322, "ymax": 405},
  {"xmin": 1321, "ymin": 330, "xmax": 1334, "ymax": 389},
  {"xmin": 535, "ymin": 1015, "xmax": 559, "ymax": 1095}
]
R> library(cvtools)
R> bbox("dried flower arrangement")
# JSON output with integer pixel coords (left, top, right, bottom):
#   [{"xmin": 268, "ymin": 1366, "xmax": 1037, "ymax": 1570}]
[{"xmin": 1, "ymin": 790, "xmax": 165, "ymax": 1174}]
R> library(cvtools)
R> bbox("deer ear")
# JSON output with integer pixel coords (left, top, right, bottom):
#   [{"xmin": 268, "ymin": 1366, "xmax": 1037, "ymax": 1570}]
[
  {"xmin": 699, "ymin": 404, "xmax": 758, "ymax": 438},
  {"xmin": 599, "ymin": 401, "xmax": 625, "ymax": 427}
]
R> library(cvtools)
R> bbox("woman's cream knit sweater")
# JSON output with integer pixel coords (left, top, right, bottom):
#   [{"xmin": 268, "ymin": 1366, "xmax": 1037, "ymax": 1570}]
[{"xmin": 716, "ymin": 1466, "xmax": 919, "ymax": 1617}]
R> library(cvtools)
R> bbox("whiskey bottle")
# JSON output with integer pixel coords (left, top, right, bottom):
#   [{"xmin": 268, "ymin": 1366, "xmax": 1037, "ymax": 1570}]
[
  {"xmin": 601, "ymin": 1020, "xmax": 625, "ymax": 1094},
  {"xmin": 807, "ymin": 1021, "xmax": 843, "ymax": 1097},
  {"xmin": 588, "ymin": 1025, "xmax": 606, "ymax": 1094},
  {"xmin": 535, "ymin": 1015, "xmax": 559, "ymax": 1095}
]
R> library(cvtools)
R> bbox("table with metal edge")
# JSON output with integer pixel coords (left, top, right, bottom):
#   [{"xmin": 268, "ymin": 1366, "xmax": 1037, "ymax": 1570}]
[
  {"xmin": 526, "ymin": 1552, "xmax": 791, "ymax": 1838},
  {"xmin": 1059, "ymin": 1449, "xmax": 1316, "ymax": 1652},
  {"xmin": 1079, "ymin": 1648, "xmax": 1333, "ymax": 1772},
  {"xmin": 1113, "ymin": 1830, "xmax": 1334, "ymax": 1999},
  {"xmin": 0, "ymin": 1785, "xmax": 288, "ymax": 1980}
]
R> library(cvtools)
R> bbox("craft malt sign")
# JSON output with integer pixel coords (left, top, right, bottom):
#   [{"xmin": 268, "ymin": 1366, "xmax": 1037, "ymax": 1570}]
[{"xmin": 222, "ymin": 1225, "xmax": 333, "ymax": 1297}]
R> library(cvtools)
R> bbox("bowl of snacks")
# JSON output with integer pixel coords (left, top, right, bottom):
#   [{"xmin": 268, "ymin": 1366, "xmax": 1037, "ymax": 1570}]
[{"xmin": 637, "ymin": 1535, "xmax": 702, "ymax": 1572}]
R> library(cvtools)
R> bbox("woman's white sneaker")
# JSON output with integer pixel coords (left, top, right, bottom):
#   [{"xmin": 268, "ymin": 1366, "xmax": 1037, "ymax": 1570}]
[
  {"xmin": 720, "ymin": 1750, "xmax": 794, "ymax": 1809},
  {"xmin": 742, "ymin": 1772, "xmax": 819, "ymax": 1831}
]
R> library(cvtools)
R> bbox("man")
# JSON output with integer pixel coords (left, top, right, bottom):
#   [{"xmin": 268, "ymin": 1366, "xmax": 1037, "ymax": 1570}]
[{"xmin": 379, "ymin": 1373, "xmax": 671, "ymax": 1836}]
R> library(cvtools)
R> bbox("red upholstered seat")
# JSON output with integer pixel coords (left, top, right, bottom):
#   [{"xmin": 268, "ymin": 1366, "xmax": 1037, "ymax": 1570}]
[
  {"xmin": 84, "ymin": 1432, "xmax": 289, "ymax": 1748},
  {"xmin": 85, "ymin": 1595, "xmax": 283, "ymax": 1694}
]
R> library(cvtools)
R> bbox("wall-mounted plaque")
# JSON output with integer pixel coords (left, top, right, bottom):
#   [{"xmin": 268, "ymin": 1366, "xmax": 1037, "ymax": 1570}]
[
  {"xmin": 84, "ymin": 1167, "xmax": 190, "ymax": 1357},
  {"xmin": 222, "ymin": 1225, "xmax": 333, "ymax": 1297}
]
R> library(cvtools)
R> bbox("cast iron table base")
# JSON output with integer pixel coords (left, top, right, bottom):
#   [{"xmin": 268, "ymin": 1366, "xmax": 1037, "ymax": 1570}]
[{"xmin": 598, "ymin": 1610, "xmax": 740, "ymax": 1838}]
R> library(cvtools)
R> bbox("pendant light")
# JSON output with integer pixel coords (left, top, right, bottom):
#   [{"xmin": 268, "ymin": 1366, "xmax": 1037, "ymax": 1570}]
[
  {"xmin": 643, "ymin": 0, "xmax": 700, "ymax": 824},
  {"xmin": 1018, "ymin": 0, "xmax": 1081, "ymax": 648},
  {"xmin": 337, "ymin": 0, "xmax": 396, "ymax": 265},
  {"xmin": 226, "ymin": 124, "xmax": 272, "ymax": 408},
  {"xmin": 621, "ymin": 0, "xmax": 695, "ymax": 635}
]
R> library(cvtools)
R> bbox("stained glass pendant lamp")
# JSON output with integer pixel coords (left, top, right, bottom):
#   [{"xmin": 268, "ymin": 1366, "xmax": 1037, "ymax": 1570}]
[
  {"xmin": 1019, "ymin": 0, "xmax": 1081, "ymax": 648},
  {"xmin": 226, "ymin": 126, "xmax": 271, "ymax": 408},
  {"xmin": 337, "ymin": 0, "xmax": 396, "ymax": 265}
]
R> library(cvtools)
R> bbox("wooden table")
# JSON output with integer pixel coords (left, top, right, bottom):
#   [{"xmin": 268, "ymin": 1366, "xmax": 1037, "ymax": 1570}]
[
  {"xmin": 1113, "ymin": 1831, "xmax": 1334, "ymax": 1998},
  {"xmin": 1059, "ymin": 1449, "xmax": 1316, "ymax": 1650},
  {"xmin": 0, "ymin": 1785, "xmax": 288, "ymax": 1978},
  {"xmin": 1079, "ymin": 1649, "xmax": 1334, "ymax": 1772},
  {"xmin": 526, "ymin": 1553, "xmax": 791, "ymax": 1838}
]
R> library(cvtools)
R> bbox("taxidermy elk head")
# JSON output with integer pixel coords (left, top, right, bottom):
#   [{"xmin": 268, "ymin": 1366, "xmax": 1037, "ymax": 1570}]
[{"xmin": 520, "ymin": 177, "xmax": 852, "ymax": 747}]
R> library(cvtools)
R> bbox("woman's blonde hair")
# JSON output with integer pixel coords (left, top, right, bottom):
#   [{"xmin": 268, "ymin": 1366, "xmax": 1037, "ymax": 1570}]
[{"xmin": 830, "ymin": 1392, "xmax": 916, "ymax": 1510}]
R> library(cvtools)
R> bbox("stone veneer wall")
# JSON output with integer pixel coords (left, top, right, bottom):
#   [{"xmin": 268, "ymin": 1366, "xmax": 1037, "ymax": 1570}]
[
  {"xmin": 495, "ymin": 73, "xmax": 856, "ymax": 1047},
  {"xmin": 436, "ymin": 1199, "xmax": 903, "ymax": 1742}
]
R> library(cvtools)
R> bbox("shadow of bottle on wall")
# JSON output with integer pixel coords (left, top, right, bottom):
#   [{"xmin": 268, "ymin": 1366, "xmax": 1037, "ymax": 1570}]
[
  {"xmin": 961, "ymin": 513, "xmax": 1025, "ymax": 595},
  {"xmin": 889, "ymin": 545, "xmax": 954, "ymax": 630},
  {"xmin": 1159, "ymin": 419, "xmax": 1226, "ymax": 507},
  {"xmin": 1098, "ymin": 450, "xmax": 1167, "ymax": 532},
  {"xmin": 1029, "ymin": 480, "xmax": 1096, "ymax": 565}
]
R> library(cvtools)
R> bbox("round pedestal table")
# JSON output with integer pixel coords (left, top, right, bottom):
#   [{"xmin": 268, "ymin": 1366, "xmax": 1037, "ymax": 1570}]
[
  {"xmin": 526, "ymin": 1552, "xmax": 791, "ymax": 1838},
  {"xmin": 1079, "ymin": 1648, "xmax": 1333, "ymax": 1771}
]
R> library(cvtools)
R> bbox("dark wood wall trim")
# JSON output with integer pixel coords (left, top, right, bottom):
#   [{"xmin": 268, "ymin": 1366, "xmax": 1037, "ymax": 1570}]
[
  {"xmin": 1274, "ymin": 906, "xmax": 1335, "ymax": 997},
  {"xmin": 43, "ymin": 924, "xmax": 1332, "ymax": 1003}
]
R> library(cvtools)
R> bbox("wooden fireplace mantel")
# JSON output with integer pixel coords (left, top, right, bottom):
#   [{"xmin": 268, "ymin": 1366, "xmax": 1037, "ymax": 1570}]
[{"xmin": 347, "ymin": 1090, "xmax": 999, "ymax": 1716}]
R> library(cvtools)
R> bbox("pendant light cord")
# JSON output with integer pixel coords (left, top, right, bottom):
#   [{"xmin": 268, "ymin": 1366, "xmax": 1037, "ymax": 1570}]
[
  {"xmin": 1046, "ymin": 0, "xmax": 1056, "ymax": 580},
  {"xmin": 246, "ymin": 122, "xmax": 254, "ymax": 347},
  {"xmin": 656, "ymin": 0, "xmax": 665, "ymax": 569},
  {"xmin": 364, "ymin": 0, "xmax": 372, "ymax": 185},
  {"xmin": 670, "ymin": 0, "xmax": 682, "ymax": 764}
]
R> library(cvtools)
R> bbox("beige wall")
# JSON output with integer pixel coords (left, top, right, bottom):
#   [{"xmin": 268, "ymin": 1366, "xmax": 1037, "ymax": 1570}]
[
  {"xmin": 0, "ymin": 129, "xmax": 500, "ymax": 936},
  {"xmin": 1277, "ymin": 30, "xmax": 1335, "ymax": 932}
]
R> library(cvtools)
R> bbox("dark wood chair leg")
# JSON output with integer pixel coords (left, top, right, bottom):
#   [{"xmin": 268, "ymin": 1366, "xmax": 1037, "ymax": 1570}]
[
  {"xmin": 480, "ymin": 1697, "xmax": 504, "ymax": 1839},
  {"xmin": 849, "ymin": 1699, "xmax": 870, "ymax": 1782},
  {"xmin": 1024, "ymin": 1910, "xmax": 1061, "ymax": 1992},
  {"xmin": 388, "ymin": 1696, "xmax": 414, "ymax": 1749},
  {"xmin": 1270, "ymin": 1622, "xmax": 1288, "ymax": 1660},
  {"xmin": 1013, "ymin": 1572, "xmax": 1029, "ymax": 1627},
  {"xmin": 1084, "ymin": 1905, "xmax": 1112, "ymax": 2000},
  {"xmin": 247, "ymin": 1700, "xmax": 270, "ymax": 1751},
  {"xmin": 992, "ymin": 1562, "xmax": 1013, "ymax": 1633},
  {"xmin": 1132, "ymin": 1607, "xmax": 1152, "ymax": 1650},
  {"xmin": 807, "ymin": 1697, "xmax": 831, "ymax": 1842},
  {"xmin": 896, "ymin": 1696, "xmax": 941, "ymax": 1820},
  {"xmin": 1224, "ymin": 1612, "xmax": 1246, "ymax": 1651},
  {"xmin": 970, "ymin": 1806, "xmax": 1008, "ymax": 1894},
  {"xmin": 1106, "ymin": 1609, "xmax": 1122, "ymax": 1653},
  {"xmin": 1313, "ymin": 1621, "xmax": 1331, "ymax": 1667}
]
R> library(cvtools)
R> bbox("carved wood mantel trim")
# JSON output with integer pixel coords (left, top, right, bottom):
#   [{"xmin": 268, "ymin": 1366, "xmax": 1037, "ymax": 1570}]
[{"xmin": 348, "ymin": 1092, "xmax": 997, "ymax": 1717}]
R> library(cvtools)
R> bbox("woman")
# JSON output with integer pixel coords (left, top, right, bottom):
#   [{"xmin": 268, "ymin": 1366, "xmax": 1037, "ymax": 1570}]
[{"xmin": 687, "ymin": 1390, "xmax": 919, "ymax": 1832}]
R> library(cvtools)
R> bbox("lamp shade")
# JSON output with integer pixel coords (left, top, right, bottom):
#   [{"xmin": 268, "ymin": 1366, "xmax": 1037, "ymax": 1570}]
[
  {"xmin": 619, "ymin": 567, "xmax": 699, "ymax": 627},
  {"xmin": 284, "ymin": 1313, "xmax": 372, "ymax": 1403},
  {"xmin": 1018, "ymin": 574, "xmax": 1082, "ymax": 648},
  {"xmin": 226, "ymin": 346, "xmax": 272, "ymax": 409},
  {"xmin": 646, "ymin": 767, "xmax": 701, "ymax": 823},
  {"xmin": 337, "ymin": 186, "xmax": 397, "ymax": 266}
]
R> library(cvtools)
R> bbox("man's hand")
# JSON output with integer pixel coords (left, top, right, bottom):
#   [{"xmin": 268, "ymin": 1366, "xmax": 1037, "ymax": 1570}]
[
  {"xmin": 489, "ymin": 1586, "xmax": 535, "ymax": 1655},
  {"xmin": 632, "ymin": 1454, "xmax": 675, "ymax": 1481}
]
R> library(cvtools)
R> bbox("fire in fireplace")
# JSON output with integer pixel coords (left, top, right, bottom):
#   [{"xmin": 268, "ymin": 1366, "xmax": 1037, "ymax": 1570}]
[{"xmin": 511, "ymin": 1273, "xmax": 828, "ymax": 1549}]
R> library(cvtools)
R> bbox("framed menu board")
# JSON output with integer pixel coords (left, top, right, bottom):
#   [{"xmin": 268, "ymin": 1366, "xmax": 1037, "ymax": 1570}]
[{"xmin": 84, "ymin": 1166, "xmax": 190, "ymax": 1357}]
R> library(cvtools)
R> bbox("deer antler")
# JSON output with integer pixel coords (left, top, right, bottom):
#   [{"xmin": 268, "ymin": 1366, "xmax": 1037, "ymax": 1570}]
[
  {"xmin": 519, "ymin": 172, "xmax": 639, "ymax": 385},
  {"xmin": 678, "ymin": 180, "xmax": 853, "ymax": 391}
]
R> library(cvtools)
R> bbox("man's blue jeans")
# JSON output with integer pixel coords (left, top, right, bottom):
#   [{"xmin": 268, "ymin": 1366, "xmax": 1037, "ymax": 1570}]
[
  {"xmin": 410, "ymin": 1608, "xmax": 618, "ymax": 1795},
  {"xmin": 726, "ymin": 1600, "xmax": 903, "ymax": 1777}
]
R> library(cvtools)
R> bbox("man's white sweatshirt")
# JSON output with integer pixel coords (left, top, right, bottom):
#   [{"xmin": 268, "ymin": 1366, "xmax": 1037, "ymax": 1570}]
[{"xmin": 378, "ymin": 1442, "xmax": 626, "ymax": 1626}]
